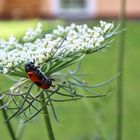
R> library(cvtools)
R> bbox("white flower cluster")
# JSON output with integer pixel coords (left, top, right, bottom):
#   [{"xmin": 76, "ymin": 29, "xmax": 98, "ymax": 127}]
[
  {"xmin": 52, "ymin": 21, "xmax": 114, "ymax": 54},
  {"xmin": 23, "ymin": 22, "xmax": 42, "ymax": 42},
  {"xmin": 0, "ymin": 21, "xmax": 115, "ymax": 74}
]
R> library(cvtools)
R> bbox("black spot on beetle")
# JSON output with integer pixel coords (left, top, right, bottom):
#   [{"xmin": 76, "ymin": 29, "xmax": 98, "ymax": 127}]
[
  {"xmin": 34, "ymin": 82, "xmax": 42, "ymax": 87},
  {"xmin": 28, "ymin": 74, "xmax": 32, "ymax": 77}
]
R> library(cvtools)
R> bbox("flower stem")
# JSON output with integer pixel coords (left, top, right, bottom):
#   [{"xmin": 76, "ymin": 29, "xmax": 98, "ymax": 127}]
[
  {"xmin": 116, "ymin": 0, "xmax": 126, "ymax": 140},
  {"xmin": 40, "ymin": 92, "xmax": 55, "ymax": 140},
  {"xmin": 0, "ymin": 99, "xmax": 17, "ymax": 140}
]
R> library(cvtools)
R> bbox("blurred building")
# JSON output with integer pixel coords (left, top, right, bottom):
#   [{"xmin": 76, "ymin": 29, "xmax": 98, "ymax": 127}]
[{"xmin": 0, "ymin": 0, "xmax": 140, "ymax": 19}]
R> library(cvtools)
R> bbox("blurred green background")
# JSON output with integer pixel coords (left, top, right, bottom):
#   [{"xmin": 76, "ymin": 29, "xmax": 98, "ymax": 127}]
[{"xmin": 0, "ymin": 19, "xmax": 139, "ymax": 140}]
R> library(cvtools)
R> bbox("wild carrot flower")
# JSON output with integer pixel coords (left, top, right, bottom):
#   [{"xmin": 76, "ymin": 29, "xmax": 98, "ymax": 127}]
[{"xmin": 0, "ymin": 21, "xmax": 119, "ymax": 122}]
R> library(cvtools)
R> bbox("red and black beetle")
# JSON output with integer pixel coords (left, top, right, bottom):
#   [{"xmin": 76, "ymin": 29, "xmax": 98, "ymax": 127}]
[{"xmin": 25, "ymin": 61, "xmax": 53, "ymax": 89}]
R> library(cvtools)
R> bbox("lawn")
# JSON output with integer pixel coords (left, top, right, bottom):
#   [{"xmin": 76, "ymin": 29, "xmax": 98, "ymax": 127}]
[{"xmin": 0, "ymin": 20, "xmax": 140, "ymax": 140}]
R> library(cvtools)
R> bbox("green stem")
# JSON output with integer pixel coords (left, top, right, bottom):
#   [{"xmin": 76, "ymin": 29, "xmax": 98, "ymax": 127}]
[
  {"xmin": 0, "ymin": 99, "xmax": 17, "ymax": 140},
  {"xmin": 116, "ymin": 0, "xmax": 126, "ymax": 140},
  {"xmin": 16, "ymin": 119, "xmax": 25, "ymax": 140},
  {"xmin": 40, "ymin": 92, "xmax": 55, "ymax": 140}
]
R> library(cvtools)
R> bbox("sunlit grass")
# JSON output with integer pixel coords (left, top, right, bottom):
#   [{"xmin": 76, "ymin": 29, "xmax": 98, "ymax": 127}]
[{"xmin": 0, "ymin": 19, "xmax": 64, "ymax": 39}]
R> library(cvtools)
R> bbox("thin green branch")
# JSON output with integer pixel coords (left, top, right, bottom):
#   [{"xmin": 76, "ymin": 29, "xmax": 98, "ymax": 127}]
[
  {"xmin": 0, "ymin": 99, "xmax": 17, "ymax": 140},
  {"xmin": 40, "ymin": 92, "xmax": 55, "ymax": 140},
  {"xmin": 5, "ymin": 84, "xmax": 33, "ymax": 122},
  {"xmin": 116, "ymin": 0, "xmax": 126, "ymax": 140}
]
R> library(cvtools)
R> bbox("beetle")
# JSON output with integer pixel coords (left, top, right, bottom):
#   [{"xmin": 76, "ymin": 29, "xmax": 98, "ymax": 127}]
[{"xmin": 25, "ymin": 61, "xmax": 53, "ymax": 89}]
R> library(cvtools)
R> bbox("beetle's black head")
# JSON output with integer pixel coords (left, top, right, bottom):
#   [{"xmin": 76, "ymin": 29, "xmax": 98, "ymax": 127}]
[{"xmin": 25, "ymin": 61, "xmax": 36, "ymax": 72}]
